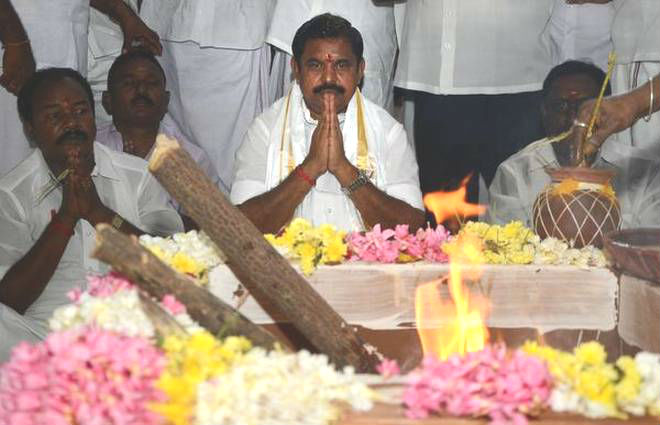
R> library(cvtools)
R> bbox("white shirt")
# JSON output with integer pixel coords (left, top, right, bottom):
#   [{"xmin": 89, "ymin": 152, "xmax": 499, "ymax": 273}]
[
  {"xmin": 607, "ymin": 0, "xmax": 660, "ymax": 159},
  {"xmin": 267, "ymin": 0, "xmax": 397, "ymax": 107},
  {"xmin": 95, "ymin": 115, "xmax": 228, "ymax": 195},
  {"xmin": 139, "ymin": 0, "xmax": 274, "ymax": 50},
  {"xmin": 87, "ymin": 0, "xmax": 139, "ymax": 88},
  {"xmin": 487, "ymin": 141, "xmax": 660, "ymax": 229},
  {"xmin": 0, "ymin": 143, "xmax": 183, "ymax": 338},
  {"xmin": 543, "ymin": 0, "xmax": 615, "ymax": 71},
  {"xmin": 394, "ymin": 0, "xmax": 554, "ymax": 95},
  {"xmin": 230, "ymin": 84, "xmax": 424, "ymax": 232},
  {"xmin": 1, "ymin": 0, "xmax": 90, "ymax": 74}
]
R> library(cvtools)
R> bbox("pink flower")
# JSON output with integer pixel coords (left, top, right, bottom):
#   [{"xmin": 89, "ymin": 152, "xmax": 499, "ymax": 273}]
[
  {"xmin": 402, "ymin": 345, "xmax": 552, "ymax": 425},
  {"xmin": 376, "ymin": 358, "xmax": 401, "ymax": 378},
  {"xmin": 160, "ymin": 294, "xmax": 186, "ymax": 315},
  {"xmin": 0, "ymin": 327, "xmax": 166, "ymax": 425},
  {"xmin": 347, "ymin": 224, "xmax": 452, "ymax": 264},
  {"xmin": 86, "ymin": 272, "xmax": 135, "ymax": 298}
]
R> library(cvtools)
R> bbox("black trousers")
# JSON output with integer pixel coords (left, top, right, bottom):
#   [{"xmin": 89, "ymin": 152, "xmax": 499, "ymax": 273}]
[{"xmin": 413, "ymin": 90, "xmax": 544, "ymax": 204}]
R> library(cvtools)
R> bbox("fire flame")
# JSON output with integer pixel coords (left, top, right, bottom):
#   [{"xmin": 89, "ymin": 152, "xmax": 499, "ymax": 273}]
[
  {"xmin": 416, "ymin": 176, "xmax": 489, "ymax": 360},
  {"xmin": 423, "ymin": 175, "xmax": 487, "ymax": 224}
]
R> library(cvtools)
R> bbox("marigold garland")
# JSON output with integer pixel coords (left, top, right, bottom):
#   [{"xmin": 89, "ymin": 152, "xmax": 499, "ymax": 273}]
[
  {"xmin": 265, "ymin": 218, "xmax": 347, "ymax": 275},
  {"xmin": 523, "ymin": 341, "xmax": 660, "ymax": 419}
]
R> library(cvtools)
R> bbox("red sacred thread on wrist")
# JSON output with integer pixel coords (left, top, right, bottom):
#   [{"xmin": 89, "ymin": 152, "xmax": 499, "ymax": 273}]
[
  {"xmin": 50, "ymin": 214, "xmax": 74, "ymax": 237},
  {"xmin": 294, "ymin": 166, "xmax": 316, "ymax": 187}
]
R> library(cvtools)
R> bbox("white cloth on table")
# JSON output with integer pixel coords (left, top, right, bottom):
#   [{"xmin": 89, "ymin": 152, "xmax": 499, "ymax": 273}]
[
  {"xmin": 87, "ymin": 0, "xmax": 139, "ymax": 126},
  {"xmin": 487, "ymin": 140, "xmax": 660, "ymax": 230},
  {"xmin": 0, "ymin": 143, "xmax": 183, "ymax": 361},
  {"xmin": 95, "ymin": 114, "xmax": 228, "ymax": 196},
  {"xmin": 139, "ymin": 0, "xmax": 273, "ymax": 190},
  {"xmin": 394, "ymin": 0, "xmax": 554, "ymax": 95},
  {"xmin": 608, "ymin": 0, "xmax": 660, "ymax": 160},
  {"xmin": 0, "ymin": 0, "xmax": 90, "ymax": 177},
  {"xmin": 267, "ymin": 0, "xmax": 398, "ymax": 110},
  {"xmin": 230, "ymin": 83, "xmax": 424, "ymax": 232},
  {"xmin": 543, "ymin": 0, "xmax": 615, "ymax": 71}
]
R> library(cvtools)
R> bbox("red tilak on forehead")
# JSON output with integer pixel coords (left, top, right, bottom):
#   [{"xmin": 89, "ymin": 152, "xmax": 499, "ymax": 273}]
[{"xmin": 325, "ymin": 53, "xmax": 333, "ymax": 62}]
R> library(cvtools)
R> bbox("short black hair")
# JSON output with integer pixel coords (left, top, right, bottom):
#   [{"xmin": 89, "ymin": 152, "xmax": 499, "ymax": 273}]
[
  {"xmin": 107, "ymin": 49, "xmax": 166, "ymax": 90},
  {"xmin": 292, "ymin": 13, "xmax": 364, "ymax": 63},
  {"xmin": 17, "ymin": 67, "xmax": 95, "ymax": 123},
  {"xmin": 543, "ymin": 60, "xmax": 611, "ymax": 98}
]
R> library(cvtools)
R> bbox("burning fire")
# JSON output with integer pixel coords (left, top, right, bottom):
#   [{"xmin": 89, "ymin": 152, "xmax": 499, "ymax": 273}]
[
  {"xmin": 423, "ymin": 175, "xmax": 487, "ymax": 224},
  {"xmin": 416, "ymin": 176, "xmax": 489, "ymax": 360}
]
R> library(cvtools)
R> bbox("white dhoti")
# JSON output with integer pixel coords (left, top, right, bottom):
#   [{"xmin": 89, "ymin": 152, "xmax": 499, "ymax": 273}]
[{"xmin": 159, "ymin": 42, "xmax": 270, "ymax": 189}]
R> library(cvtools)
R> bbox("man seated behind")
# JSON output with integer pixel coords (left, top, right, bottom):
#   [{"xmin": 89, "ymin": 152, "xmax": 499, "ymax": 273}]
[
  {"xmin": 231, "ymin": 14, "xmax": 425, "ymax": 233},
  {"xmin": 97, "ymin": 50, "xmax": 226, "ymax": 229},
  {"xmin": 0, "ymin": 68, "xmax": 183, "ymax": 361},
  {"xmin": 488, "ymin": 60, "xmax": 660, "ymax": 228}
]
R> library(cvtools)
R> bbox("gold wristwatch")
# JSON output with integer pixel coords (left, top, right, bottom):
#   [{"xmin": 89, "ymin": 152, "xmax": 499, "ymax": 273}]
[{"xmin": 111, "ymin": 214, "xmax": 124, "ymax": 230}]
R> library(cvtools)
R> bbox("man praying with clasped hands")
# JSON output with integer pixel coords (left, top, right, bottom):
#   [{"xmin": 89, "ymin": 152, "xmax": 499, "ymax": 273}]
[{"xmin": 231, "ymin": 13, "xmax": 425, "ymax": 233}]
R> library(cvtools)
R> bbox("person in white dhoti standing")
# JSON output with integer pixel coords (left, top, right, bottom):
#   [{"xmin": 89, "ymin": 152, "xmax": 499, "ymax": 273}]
[
  {"xmin": 232, "ymin": 14, "xmax": 425, "ymax": 233},
  {"xmin": 0, "ymin": 0, "xmax": 161, "ymax": 177},
  {"xmin": 394, "ymin": 0, "xmax": 554, "ymax": 205},
  {"xmin": 139, "ymin": 0, "xmax": 274, "ymax": 191},
  {"xmin": 87, "ymin": 0, "xmax": 140, "ymax": 126},
  {"xmin": 0, "ymin": 69, "xmax": 182, "ymax": 361},
  {"xmin": 573, "ymin": 1, "xmax": 660, "ymax": 161},
  {"xmin": 544, "ymin": 0, "xmax": 615, "ymax": 71},
  {"xmin": 267, "ymin": 0, "xmax": 398, "ymax": 111}
]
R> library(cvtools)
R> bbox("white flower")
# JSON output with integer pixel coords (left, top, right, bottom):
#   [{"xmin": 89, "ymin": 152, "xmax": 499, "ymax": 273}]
[
  {"xmin": 49, "ymin": 289, "xmax": 155, "ymax": 338},
  {"xmin": 532, "ymin": 237, "xmax": 607, "ymax": 267},
  {"xmin": 140, "ymin": 230, "xmax": 225, "ymax": 269},
  {"xmin": 195, "ymin": 349, "xmax": 374, "ymax": 425}
]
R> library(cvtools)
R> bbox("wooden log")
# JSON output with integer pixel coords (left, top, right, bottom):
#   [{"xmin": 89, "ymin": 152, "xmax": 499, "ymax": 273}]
[
  {"xmin": 92, "ymin": 224, "xmax": 280, "ymax": 349},
  {"xmin": 149, "ymin": 136, "xmax": 381, "ymax": 372},
  {"xmin": 138, "ymin": 291, "xmax": 188, "ymax": 339},
  {"xmin": 340, "ymin": 403, "xmax": 659, "ymax": 425}
]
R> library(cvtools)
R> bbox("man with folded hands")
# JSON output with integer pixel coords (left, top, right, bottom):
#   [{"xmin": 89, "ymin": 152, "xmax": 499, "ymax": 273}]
[{"xmin": 0, "ymin": 68, "xmax": 182, "ymax": 361}]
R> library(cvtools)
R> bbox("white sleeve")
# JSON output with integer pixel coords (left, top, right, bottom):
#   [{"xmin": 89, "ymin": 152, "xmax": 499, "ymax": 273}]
[
  {"xmin": 382, "ymin": 123, "xmax": 424, "ymax": 211},
  {"xmin": 0, "ymin": 192, "xmax": 32, "ymax": 282},
  {"xmin": 136, "ymin": 172, "xmax": 184, "ymax": 236},
  {"xmin": 487, "ymin": 163, "xmax": 532, "ymax": 227},
  {"xmin": 230, "ymin": 118, "xmax": 270, "ymax": 205},
  {"xmin": 632, "ymin": 165, "xmax": 660, "ymax": 228}
]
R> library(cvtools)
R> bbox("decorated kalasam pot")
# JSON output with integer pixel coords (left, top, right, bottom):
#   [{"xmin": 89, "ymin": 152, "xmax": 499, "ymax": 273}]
[{"xmin": 533, "ymin": 167, "xmax": 621, "ymax": 248}]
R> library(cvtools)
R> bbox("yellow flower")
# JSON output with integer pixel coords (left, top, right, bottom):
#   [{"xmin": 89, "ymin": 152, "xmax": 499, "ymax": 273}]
[
  {"xmin": 575, "ymin": 341, "xmax": 607, "ymax": 366},
  {"xmin": 151, "ymin": 332, "xmax": 252, "ymax": 425},
  {"xmin": 171, "ymin": 252, "xmax": 205, "ymax": 278},
  {"xmin": 615, "ymin": 356, "xmax": 641, "ymax": 404}
]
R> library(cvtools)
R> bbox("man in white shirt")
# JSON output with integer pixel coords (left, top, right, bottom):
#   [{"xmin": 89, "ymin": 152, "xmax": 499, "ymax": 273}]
[
  {"xmin": 139, "ymin": 0, "xmax": 274, "ymax": 191},
  {"xmin": 267, "ymin": 0, "xmax": 398, "ymax": 110},
  {"xmin": 97, "ymin": 50, "xmax": 226, "ymax": 229},
  {"xmin": 488, "ymin": 61, "xmax": 660, "ymax": 229},
  {"xmin": 0, "ymin": 0, "xmax": 161, "ymax": 177},
  {"xmin": 0, "ymin": 68, "xmax": 183, "ymax": 361},
  {"xmin": 231, "ymin": 14, "xmax": 425, "ymax": 233},
  {"xmin": 395, "ymin": 1, "xmax": 554, "ymax": 203},
  {"xmin": 544, "ymin": 0, "xmax": 614, "ymax": 71}
]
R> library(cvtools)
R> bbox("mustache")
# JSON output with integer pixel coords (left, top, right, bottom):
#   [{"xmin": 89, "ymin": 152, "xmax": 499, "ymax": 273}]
[
  {"xmin": 131, "ymin": 95, "xmax": 154, "ymax": 106},
  {"xmin": 56, "ymin": 129, "xmax": 88, "ymax": 145},
  {"xmin": 313, "ymin": 84, "xmax": 345, "ymax": 95}
]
